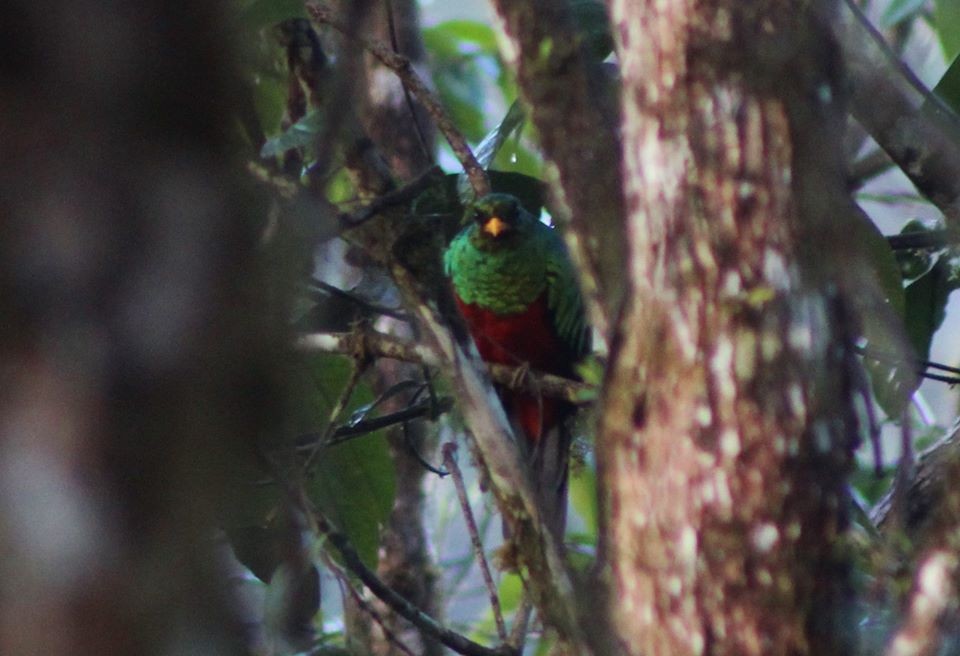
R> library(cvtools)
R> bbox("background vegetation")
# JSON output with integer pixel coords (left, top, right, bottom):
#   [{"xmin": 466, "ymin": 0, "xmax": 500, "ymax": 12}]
[{"xmin": 3, "ymin": 0, "xmax": 960, "ymax": 654}]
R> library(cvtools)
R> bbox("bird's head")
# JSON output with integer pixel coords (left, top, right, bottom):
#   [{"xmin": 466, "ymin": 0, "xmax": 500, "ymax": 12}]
[{"xmin": 467, "ymin": 193, "xmax": 528, "ymax": 243}]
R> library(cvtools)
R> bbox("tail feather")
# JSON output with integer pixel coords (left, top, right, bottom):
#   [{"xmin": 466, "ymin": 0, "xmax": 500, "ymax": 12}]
[{"xmin": 511, "ymin": 407, "xmax": 572, "ymax": 540}]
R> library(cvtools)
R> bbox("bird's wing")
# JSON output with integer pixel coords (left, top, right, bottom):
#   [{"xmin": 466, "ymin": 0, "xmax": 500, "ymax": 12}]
[{"xmin": 543, "ymin": 228, "xmax": 591, "ymax": 361}]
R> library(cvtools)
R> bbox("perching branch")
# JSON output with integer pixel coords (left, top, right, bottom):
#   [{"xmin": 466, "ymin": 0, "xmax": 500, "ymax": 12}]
[
  {"xmin": 306, "ymin": 2, "xmax": 490, "ymax": 198},
  {"xmin": 295, "ymin": 331, "xmax": 596, "ymax": 404}
]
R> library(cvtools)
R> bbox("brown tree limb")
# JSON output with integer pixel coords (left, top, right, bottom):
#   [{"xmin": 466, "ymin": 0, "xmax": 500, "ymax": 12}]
[
  {"xmin": 306, "ymin": 2, "xmax": 490, "ymax": 197},
  {"xmin": 487, "ymin": 0, "xmax": 625, "ymax": 339},
  {"xmin": 294, "ymin": 331, "xmax": 596, "ymax": 404},
  {"xmin": 831, "ymin": 0, "xmax": 960, "ymax": 226},
  {"xmin": 602, "ymin": 1, "xmax": 858, "ymax": 653}
]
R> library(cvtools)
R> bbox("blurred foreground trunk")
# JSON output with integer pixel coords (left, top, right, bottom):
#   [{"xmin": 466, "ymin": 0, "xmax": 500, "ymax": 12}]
[
  {"xmin": 597, "ymin": 1, "xmax": 859, "ymax": 654},
  {"xmin": 0, "ymin": 3, "xmax": 277, "ymax": 654}
]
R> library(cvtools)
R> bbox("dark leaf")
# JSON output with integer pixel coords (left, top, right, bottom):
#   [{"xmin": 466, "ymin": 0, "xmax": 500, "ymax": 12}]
[
  {"xmin": 894, "ymin": 220, "xmax": 938, "ymax": 282},
  {"xmin": 240, "ymin": 0, "xmax": 307, "ymax": 30},
  {"xmin": 933, "ymin": 53, "xmax": 960, "ymax": 117},
  {"xmin": 570, "ymin": 0, "xmax": 614, "ymax": 59},
  {"xmin": 303, "ymin": 355, "xmax": 396, "ymax": 569}
]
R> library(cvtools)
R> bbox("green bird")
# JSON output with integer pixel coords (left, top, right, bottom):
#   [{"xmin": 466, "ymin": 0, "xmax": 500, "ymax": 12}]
[{"xmin": 444, "ymin": 193, "xmax": 590, "ymax": 535}]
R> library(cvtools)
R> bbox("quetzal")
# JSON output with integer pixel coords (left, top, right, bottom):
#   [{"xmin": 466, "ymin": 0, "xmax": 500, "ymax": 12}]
[{"xmin": 444, "ymin": 193, "xmax": 590, "ymax": 535}]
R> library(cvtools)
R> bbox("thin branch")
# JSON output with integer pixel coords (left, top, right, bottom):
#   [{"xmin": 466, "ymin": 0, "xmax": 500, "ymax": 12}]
[
  {"xmin": 296, "ymin": 396, "xmax": 454, "ymax": 450},
  {"xmin": 313, "ymin": 510, "xmax": 518, "ymax": 656},
  {"xmin": 339, "ymin": 164, "xmax": 446, "ymax": 227},
  {"xmin": 307, "ymin": 279, "xmax": 410, "ymax": 321},
  {"xmin": 384, "ymin": 0, "xmax": 434, "ymax": 166},
  {"xmin": 507, "ymin": 595, "xmax": 534, "ymax": 652},
  {"xmin": 885, "ymin": 229, "xmax": 957, "ymax": 251},
  {"xmin": 260, "ymin": 450, "xmax": 514, "ymax": 656},
  {"xmin": 848, "ymin": 148, "xmax": 895, "ymax": 190},
  {"xmin": 857, "ymin": 346, "xmax": 960, "ymax": 385},
  {"xmin": 306, "ymin": 2, "xmax": 490, "ymax": 197},
  {"xmin": 442, "ymin": 442, "xmax": 508, "ymax": 642},
  {"xmin": 303, "ymin": 356, "xmax": 366, "ymax": 473},
  {"xmin": 295, "ymin": 331, "xmax": 596, "ymax": 404},
  {"xmin": 324, "ymin": 553, "xmax": 418, "ymax": 656}
]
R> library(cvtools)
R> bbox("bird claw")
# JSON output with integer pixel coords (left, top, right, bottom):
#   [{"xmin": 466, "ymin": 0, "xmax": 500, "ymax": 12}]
[{"xmin": 510, "ymin": 361, "xmax": 531, "ymax": 390}]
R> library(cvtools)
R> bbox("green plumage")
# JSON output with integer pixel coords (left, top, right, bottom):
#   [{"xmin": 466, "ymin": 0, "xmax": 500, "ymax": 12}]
[{"xmin": 444, "ymin": 193, "xmax": 589, "ymax": 359}]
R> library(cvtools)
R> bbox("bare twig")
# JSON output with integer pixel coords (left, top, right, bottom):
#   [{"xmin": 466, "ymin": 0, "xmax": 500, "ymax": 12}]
[
  {"xmin": 339, "ymin": 164, "xmax": 446, "ymax": 227},
  {"xmin": 442, "ymin": 442, "xmax": 508, "ymax": 642},
  {"xmin": 307, "ymin": 279, "xmax": 410, "ymax": 321},
  {"xmin": 857, "ymin": 346, "xmax": 960, "ymax": 385},
  {"xmin": 296, "ymin": 395, "xmax": 454, "ymax": 451},
  {"xmin": 384, "ymin": 0, "xmax": 434, "ymax": 166},
  {"xmin": 507, "ymin": 595, "xmax": 534, "ymax": 651},
  {"xmin": 303, "ymin": 354, "xmax": 366, "ymax": 473},
  {"xmin": 295, "ymin": 331, "xmax": 596, "ymax": 404},
  {"xmin": 848, "ymin": 148, "xmax": 895, "ymax": 190},
  {"xmin": 324, "ymin": 553, "xmax": 418, "ymax": 656},
  {"xmin": 307, "ymin": 2, "xmax": 490, "ymax": 197},
  {"xmin": 314, "ymin": 510, "xmax": 518, "ymax": 656}
]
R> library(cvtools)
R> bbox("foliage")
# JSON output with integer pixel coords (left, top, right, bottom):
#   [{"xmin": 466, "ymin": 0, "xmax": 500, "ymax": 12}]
[{"xmin": 228, "ymin": 0, "xmax": 960, "ymax": 653}]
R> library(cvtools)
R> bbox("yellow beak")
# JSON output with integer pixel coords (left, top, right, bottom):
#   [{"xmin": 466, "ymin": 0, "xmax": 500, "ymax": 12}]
[{"xmin": 482, "ymin": 216, "xmax": 508, "ymax": 237}]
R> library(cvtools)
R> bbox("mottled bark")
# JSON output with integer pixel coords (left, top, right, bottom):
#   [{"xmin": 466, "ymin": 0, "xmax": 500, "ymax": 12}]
[
  {"xmin": 598, "ymin": 1, "xmax": 857, "ymax": 654},
  {"xmin": 0, "ymin": 2, "xmax": 277, "ymax": 654},
  {"xmin": 488, "ymin": 0, "xmax": 625, "ymax": 338}
]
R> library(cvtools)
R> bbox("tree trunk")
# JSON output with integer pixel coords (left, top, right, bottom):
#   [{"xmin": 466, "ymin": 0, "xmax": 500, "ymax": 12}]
[
  {"xmin": 598, "ymin": 1, "xmax": 857, "ymax": 654},
  {"xmin": 0, "ymin": 2, "xmax": 278, "ymax": 654}
]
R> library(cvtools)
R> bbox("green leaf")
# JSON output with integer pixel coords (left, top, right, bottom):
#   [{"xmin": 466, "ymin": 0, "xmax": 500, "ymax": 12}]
[
  {"xmin": 569, "ymin": 466, "xmax": 598, "ymax": 539},
  {"xmin": 935, "ymin": 0, "xmax": 960, "ymax": 61},
  {"xmin": 570, "ymin": 0, "xmax": 614, "ymax": 59},
  {"xmin": 303, "ymin": 355, "xmax": 396, "ymax": 570},
  {"xmin": 261, "ymin": 109, "xmax": 323, "ymax": 159},
  {"xmin": 422, "ymin": 21, "xmax": 496, "ymax": 142},
  {"xmin": 881, "ymin": 0, "xmax": 928, "ymax": 28},
  {"xmin": 868, "ymin": 251, "xmax": 960, "ymax": 417},
  {"xmin": 423, "ymin": 20, "xmax": 498, "ymax": 54},
  {"xmin": 852, "ymin": 211, "xmax": 910, "ymax": 417},
  {"xmin": 933, "ymin": 54, "xmax": 960, "ymax": 117},
  {"xmin": 903, "ymin": 255, "xmax": 959, "ymax": 364},
  {"xmin": 894, "ymin": 220, "xmax": 938, "ymax": 282},
  {"xmin": 852, "ymin": 208, "xmax": 906, "ymax": 316},
  {"xmin": 240, "ymin": 0, "xmax": 307, "ymax": 30}
]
